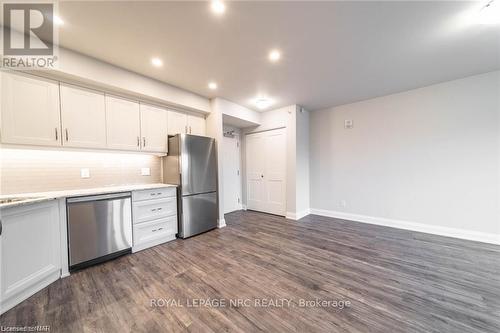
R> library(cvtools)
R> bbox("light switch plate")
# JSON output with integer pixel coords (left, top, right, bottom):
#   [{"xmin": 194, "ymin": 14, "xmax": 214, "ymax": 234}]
[
  {"xmin": 141, "ymin": 167, "xmax": 151, "ymax": 176},
  {"xmin": 80, "ymin": 168, "xmax": 90, "ymax": 178},
  {"xmin": 344, "ymin": 120, "xmax": 353, "ymax": 129}
]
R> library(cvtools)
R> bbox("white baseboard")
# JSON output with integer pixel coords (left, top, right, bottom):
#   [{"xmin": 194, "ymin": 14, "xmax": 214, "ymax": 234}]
[
  {"xmin": 242, "ymin": 205, "xmax": 247, "ymax": 211},
  {"xmin": 218, "ymin": 218, "xmax": 226, "ymax": 228},
  {"xmin": 286, "ymin": 209, "xmax": 311, "ymax": 221},
  {"xmin": 309, "ymin": 208, "xmax": 500, "ymax": 245}
]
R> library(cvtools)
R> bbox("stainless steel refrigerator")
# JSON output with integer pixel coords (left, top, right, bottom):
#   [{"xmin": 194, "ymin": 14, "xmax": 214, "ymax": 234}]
[{"xmin": 163, "ymin": 134, "xmax": 218, "ymax": 238}]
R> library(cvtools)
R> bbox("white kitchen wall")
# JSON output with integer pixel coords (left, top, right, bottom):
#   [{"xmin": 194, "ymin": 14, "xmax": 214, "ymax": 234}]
[
  {"xmin": 35, "ymin": 47, "xmax": 210, "ymax": 113},
  {"xmin": 0, "ymin": 148, "xmax": 162, "ymax": 194},
  {"xmin": 296, "ymin": 107, "xmax": 310, "ymax": 218},
  {"xmin": 310, "ymin": 71, "xmax": 500, "ymax": 243}
]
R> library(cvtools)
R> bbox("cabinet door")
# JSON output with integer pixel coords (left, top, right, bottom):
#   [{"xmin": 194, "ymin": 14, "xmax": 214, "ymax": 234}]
[
  {"xmin": 140, "ymin": 104, "xmax": 168, "ymax": 153},
  {"xmin": 187, "ymin": 114, "xmax": 206, "ymax": 136},
  {"xmin": 60, "ymin": 84, "xmax": 106, "ymax": 148},
  {"xmin": 105, "ymin": 95, "xmax": 141, "ymax": 150},
  {"xmin": 1, "ymin": 72, "xmax": 61, "ymax": 146},
  {"xmin": 0, "ymin": 201, "xmax": 61, "ymax": 314},
  {"xmin": 167, "ymin": 110, "xmax": 188, "ymax": 135}
]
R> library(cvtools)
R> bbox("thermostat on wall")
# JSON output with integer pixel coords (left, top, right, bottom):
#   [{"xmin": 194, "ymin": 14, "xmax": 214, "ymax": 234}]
[{"xmin": 344, "ymin": 119, "xmax": 353, "ymax": 129}]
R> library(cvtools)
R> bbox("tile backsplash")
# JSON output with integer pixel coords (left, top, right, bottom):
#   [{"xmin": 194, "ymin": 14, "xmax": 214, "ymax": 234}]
[{"xmin": 0, "ymin": 148, "xmax": 162, "ymax": 194}]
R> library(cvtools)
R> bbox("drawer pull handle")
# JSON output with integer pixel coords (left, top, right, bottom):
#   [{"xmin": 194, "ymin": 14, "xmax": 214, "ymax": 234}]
[
  {"xmin": 152, "ymin": 227, "xmax": 164, "ymax": 232},
  {"xmin": 157, "ymin": 192, "xmax": 162, "ymax": 195},
  {"xmin": 150, "ymin": 193, "xmax": 156, "ymax": 196},
  {"xmin": 151, "ymin": 207, "xmax": 163, "ymax": 212}
]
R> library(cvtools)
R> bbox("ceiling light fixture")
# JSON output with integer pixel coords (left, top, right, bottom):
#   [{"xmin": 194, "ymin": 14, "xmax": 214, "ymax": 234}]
[
  {"xmin": 54, "ymin": 15, "xmax": 64, "ymax": 26},
  {"xmin": 477, "ymin": 0, "xmax": 500, "ymax": 24},
  {"xmin": 208, "ymin": 82, "xmax": 218, "ymax": 90},
  {"xmin": 269, "ymin": 49, "xmax": 281, "ymax": 62},
  {"xmin": 254, "ymin": 97, "xmax": 273, "ymax": 110},
  {"xmin": 211, "ymin": 0, "xmax": 226, "ymax": 15},
  {"xmin": 151, "ymin": 57, "xmax": 163, "ymax": 67}
]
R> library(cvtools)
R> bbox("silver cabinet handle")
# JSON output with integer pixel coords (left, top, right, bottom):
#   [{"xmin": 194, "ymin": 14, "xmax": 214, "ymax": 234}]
[
  {"xmin": 137, "ymin": 136, "xmax": 140, "ymax": 147},
  {"xmin": 65, "ymin": 128, "xmax": 69, "ymax": 141},
  {"xmin": 151, "ymin": 207, "xmax": 163, "ymax": 212},
  {"xmin": 185, "ymin": 125, "xmax": 188, "ymax": 134},
  {"xmin": 143, "ymin": 137, "xmax": 146, "ymax": 147},
  {"xmin": 152, "ymin": 227, "xmax": 164, "ymax": 232},
  {"xmin": 189, "ymin": 126, "xmax": 192, "ymax": 134},
  {"xmin": 55, "ymin": 128, "xmax": 58, "ymax": 141}
]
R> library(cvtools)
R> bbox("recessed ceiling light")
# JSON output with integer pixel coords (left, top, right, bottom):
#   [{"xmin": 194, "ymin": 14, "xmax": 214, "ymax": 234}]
[
  {"xmin": 254, "ymin": 97, "xmax": 273, "ymax": 110},
  {"xmin": 151, "ymin": 57, "xmax": 163, "ymax": 67},
  {"xmin": 54, "ymin": 15, "xmax": 64, "ymax": 26},
  {"xmin": 208, "ymin": 82, "xmax": 218, "ymax": 90},
  {"xmin": 269, "ymin": 49, "xmax": 281, "ymax": 62},
  {"xmin": 477, "ymin": 0, "xmax": 500, "ymax": 24},
  {"xmin": 211, "ymin": 0, "xmax": 226, "ymax": 15}
]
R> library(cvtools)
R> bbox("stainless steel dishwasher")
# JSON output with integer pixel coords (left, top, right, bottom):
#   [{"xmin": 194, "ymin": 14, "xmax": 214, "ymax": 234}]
[{"xmin": 67, "ymin": 192, "xmax": 133, "ymax": 271}]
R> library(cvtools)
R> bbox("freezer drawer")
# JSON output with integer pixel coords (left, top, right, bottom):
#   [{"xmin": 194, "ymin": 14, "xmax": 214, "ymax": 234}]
[
  {"xmin": 180, "ymin": 192, "xmax": 217, "ymax": 238},
  {"xmin": 67, "ymin": 193, "xmax": 132, "ymax": 269}
]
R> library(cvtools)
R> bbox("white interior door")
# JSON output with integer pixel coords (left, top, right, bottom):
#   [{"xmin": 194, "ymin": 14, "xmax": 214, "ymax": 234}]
[
  {"xmin": 223, "ymin": 134, "xmax": 242, "ymax": 214},
  {"xmin": 246, "ymin": 128, "xmax": 286, "ymax": 216}
]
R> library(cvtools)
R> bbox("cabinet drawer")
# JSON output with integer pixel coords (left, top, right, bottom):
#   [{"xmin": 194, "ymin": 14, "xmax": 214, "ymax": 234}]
[
  {"xmin": 132, "ymin": 187, "xmax": 176, "ymax": 202},
  {"xmin": 133, "ymin": 197, "xmax": 176, "ymax": 224},
  {"xmin": 133, "ymin": 216, "xmax": 177, "ymax": 246}
]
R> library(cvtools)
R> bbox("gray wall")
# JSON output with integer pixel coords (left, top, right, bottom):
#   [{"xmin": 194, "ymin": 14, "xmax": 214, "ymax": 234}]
[{"xmin": 310, "ymin": 71, "xmax": 500, "ymax": 237}]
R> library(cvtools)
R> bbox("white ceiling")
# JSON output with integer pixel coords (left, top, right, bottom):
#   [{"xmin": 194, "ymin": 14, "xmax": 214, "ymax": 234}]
[{"xmin": 56, "ymin": 1, "xmax": 500, "ymax": 111}]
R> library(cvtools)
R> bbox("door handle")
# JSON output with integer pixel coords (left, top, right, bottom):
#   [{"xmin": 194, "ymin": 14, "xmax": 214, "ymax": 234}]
[
  {"xmin": 143, "ymin": 137, "xmax": 146, "ymax": 147},
  {"xmin": 261, "ymin": 174, "xmax": 264, "ymax": 178},
  {"xmin": 65, "ymin": 128, "xmax": 69, "ymax": 141},
  {"xmin": 189, "ymin": 126, "xmax": 192, "ymax": 134},
  {"xmin": 137, "ymin": 136, "xmax": 140, "ymax": 147},
  {"xmin": 185, "ymin": 125, "xmax": 188, "ymax": 134},
  {"xmin": 55, "ymin": 128, "xmax": 58, "ymax": 141}
]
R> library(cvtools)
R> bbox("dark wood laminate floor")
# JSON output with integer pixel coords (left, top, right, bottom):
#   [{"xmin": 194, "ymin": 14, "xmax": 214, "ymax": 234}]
[{"xmin": 1, "ymin": 210, "xmax": 499, "ymax": 332}]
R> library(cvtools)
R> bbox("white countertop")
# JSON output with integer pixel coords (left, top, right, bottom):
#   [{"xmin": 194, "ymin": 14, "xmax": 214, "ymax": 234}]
[{"xmin": 0, "ymin": 183, "xmax": 177, "ymax": 209}]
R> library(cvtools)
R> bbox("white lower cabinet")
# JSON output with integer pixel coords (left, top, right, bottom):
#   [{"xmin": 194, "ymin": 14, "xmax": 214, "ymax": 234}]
[
  {"xmin": 0, "ymin": 201, "xmax": 61, "ymax": 315},
  {"xmin": 132, "ymin": 187, "xmax": 177, "ymax": 252}
]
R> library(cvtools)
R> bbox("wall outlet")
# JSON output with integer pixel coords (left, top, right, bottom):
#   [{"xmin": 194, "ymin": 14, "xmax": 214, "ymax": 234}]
[
  {"xmin": 340, "ymin": 200, "xmax": 347, "ymax": 208},
  {"xmin": 80, "ymin": 168, "xmax": 90, "ymax": 179},
  {"xmin": 344, "ymin": 119, "xmax": 353, "ymax": 129},
  {"xmin": 141, "ymin": 167, "xmax": 151, "ymax": 176}
]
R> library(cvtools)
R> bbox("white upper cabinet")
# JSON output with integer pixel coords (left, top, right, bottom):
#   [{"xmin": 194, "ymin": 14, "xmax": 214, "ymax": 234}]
[
  {"xmin": 140, "ymin": 104, "xmax": 168, "ymax": 153},
  {"xmin": 60, "ymin": 84, "xmax": 106, "ymax": 148},
  {"xmin": 167, "ymin": 110, "xmax": 206, "ymax": 136},
  {"xmin": 105, "ymin": 95, "xmax": 141, "ymax": 151},
  {"xmin": 1, "ymin": 72, "xmax": 61, "ymax": 146},
  {"xmin": 188, "ymin": 114, "xmax": 206, "ymax": 136},
  {"xmin": 167, "ymin": 110, "xmax": 188, "ymax": 135}
]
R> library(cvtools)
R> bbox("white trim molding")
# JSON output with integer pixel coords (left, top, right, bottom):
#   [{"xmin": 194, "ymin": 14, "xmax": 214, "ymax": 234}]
[
  {"xmin": 309, "ymin": 208, "xmax": 500, "ymax": 245},
  {"xmin": 218, "ymin": 218, "xmax": 226, "ymax": 228},
  {"xmin": 286, "ymin": 209, "xmax": 311, "ymax": 221}
]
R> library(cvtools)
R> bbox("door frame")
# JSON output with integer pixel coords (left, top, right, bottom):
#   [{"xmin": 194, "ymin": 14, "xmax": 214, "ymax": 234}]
[{"xmin": 223, "ymin": 132, "xmax": 243, "ymax": 214}]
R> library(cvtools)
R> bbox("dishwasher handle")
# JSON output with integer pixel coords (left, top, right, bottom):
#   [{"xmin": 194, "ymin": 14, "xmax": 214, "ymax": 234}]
[{"xmin": 67, "ymin": 192, "xmax": 131, "ymax": 203}]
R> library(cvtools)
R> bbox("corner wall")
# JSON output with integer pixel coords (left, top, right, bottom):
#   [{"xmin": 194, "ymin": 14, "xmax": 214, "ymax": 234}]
[{"xmin": 309, "ymin": 71, "xmax": 500, "ymax": 244}]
